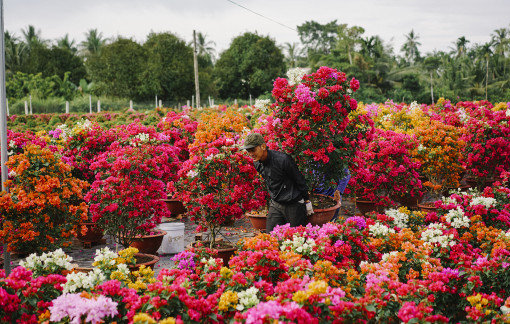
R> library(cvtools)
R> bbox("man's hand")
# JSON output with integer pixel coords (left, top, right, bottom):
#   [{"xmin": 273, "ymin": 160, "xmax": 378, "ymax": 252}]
[{"xmin": 306, "ymin": 201, "xmax": 314, "ymax": 216}]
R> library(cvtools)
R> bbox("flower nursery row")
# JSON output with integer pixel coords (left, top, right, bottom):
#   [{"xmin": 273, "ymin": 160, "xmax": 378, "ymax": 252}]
[
  {"xmin": 0, "ymin": 66, "xmax": 510, "ymax": 322},
  {"xmin": 1, "ymin": 185, "xmax": 510, "ymax": 323}
]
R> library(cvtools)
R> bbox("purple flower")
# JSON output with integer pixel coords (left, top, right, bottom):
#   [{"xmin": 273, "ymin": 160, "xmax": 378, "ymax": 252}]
[
  {"xmin": 441, "ymin": 267, "xmax": 460, "ymax": 277},
  {"xmin": 172, "ymin": 251, "xmax": 196, "ymax": 270},
  {"xmin": 345, "ymin": 216, "xmax": 367, "ymax": 230},
  {"xmin": 294, "ymin": 84, "xmax": 316, "ymax": 104},
  {"xmin": 333, "ymin": 240, "xmax": 344, "ymax": 247}
]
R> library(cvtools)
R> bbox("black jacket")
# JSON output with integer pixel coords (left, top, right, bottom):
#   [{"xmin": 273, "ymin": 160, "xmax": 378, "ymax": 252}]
[{"xmin": 254, "ymin": 149, "xmax": 309, "ymax": 204}]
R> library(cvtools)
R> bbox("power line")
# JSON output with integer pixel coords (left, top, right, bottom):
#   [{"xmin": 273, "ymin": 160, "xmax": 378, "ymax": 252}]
[{"xmin": 225, "ymin": 0, "xmax": 297, "ymax": 32}]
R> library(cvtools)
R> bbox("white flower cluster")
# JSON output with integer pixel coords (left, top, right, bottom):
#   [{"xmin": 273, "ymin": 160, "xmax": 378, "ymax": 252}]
[
  {"xmin": 409, "ymin": 101, "xmax": 421, "ymax": 113},
  {"xmin": 63, "ymin": 268, "xmax": 106, "ymax": 293},
  {"xmin": 444, "ymin": 207, "xmax": 470, "ymax": 228},
  {"xmin": 187, "ymin": 169, "xmax": 198, "ymax": 178},
  {"xmin": 421, "ymin": 223, "xmax": 456, "ymax": 248},
  {"xmin": 368, "ymin": 222, "xmax": 395, "ymax": 237},
  {"xmin": 20, "ymin": 248, "xmax": 74, "ymax": 272},
  {"xmin": 7, "ymin": 140, "xmax": 16, "ymax": 156},
  {"xmin": 441, "ymin": 196, "xmax": 458, "ymax": 205},
  {"xmin": 200, "ymin": 257, "xmax": 218, "ymax": 272},
  {"xmin": 286, "ymin": 68, "xmax": 307, "ymax": 86},
  {"xmin": 236, "ymin": 286, "xmax": 260, "ymax": 311},
  {"xmin": 281, "ymin": 234, "xmax": 318, "ymax": 256},
  {"xmin": 55, "ymin": 124, "xmax": 71, "ymax": 140},
  {"xmin": 380, "ymin": 251, "xmax": 399, "ymax": 262},
  {"xmin": 94, "ymin": 247, "xmax": 118, "ymax": 267},
  {"xmin": 254, "ymin": 99, "xmax": 272, "ymax": 113},
  {"xmin": 417, "ymin": 144, "xmax": 427, "ymax": 153},
  {"xmin": 470, "ymin": 196, "xmax": 497, "ymax": 208},
  {"xmin": 130, "ymin": 132, "xmax": 151, "ymax": 146},
  {"xmin": 506, "ymin": 109, "xmax": 510, "ymax": 117},
  {"xmin": 386, "ymin": 208, "xmax": 409, "ymax": 228}
]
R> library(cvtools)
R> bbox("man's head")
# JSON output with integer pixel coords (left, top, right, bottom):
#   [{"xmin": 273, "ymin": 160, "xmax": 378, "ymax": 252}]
[{"xmin": 242, "ymin": 133, "xmax": 267, "ymax": 162}]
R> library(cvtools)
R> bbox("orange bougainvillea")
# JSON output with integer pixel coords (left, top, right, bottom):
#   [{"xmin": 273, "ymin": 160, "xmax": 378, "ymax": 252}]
[
  {"xmin": 411, "ymin": 120, "xmax": 466, "ymax": 198},
  {"xmin": 0, "ymin": 144, "xmax": 89, "ymax": 253},
  {"xmin": 192, "ymin": 108, "xmax": 249, "ymax": 146}
]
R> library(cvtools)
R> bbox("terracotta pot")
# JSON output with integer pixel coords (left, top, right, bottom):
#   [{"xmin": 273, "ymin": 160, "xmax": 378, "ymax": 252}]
[
  {"xmin": 162, "ymin": 198, "xmax": 187, "ymax": 216},
  {"xmin": 442, "ymin": 184, "xmax": 470, "ymax": 196},
  {"xmin": 417, "ymin": 202, "xmax": 439, "ymax": 213},
  {"xmin": 356, "ymin": 200, "xmax": 380, "ymax": 216},
  {"xmin": 129, "ymin": 253, "xmax": 160, "ymax": 272},
  {"xmin": 187, "ymin": 241, "xmax": 237, "ymax": 267},
  {"xmin": 77, "ymin": 222, "xmax": 104, "ymax": 243},
  {"xmin": 391, "ymin": 194, "xmax": 424, "ymax": 208},
  {"xmin": 309, "ymin": 194, "xmax": 341, "ymax": 226},
  {"xmin": 247, "ymin": 213, "xmax": 267, "ymax": 231},
  {"xmin": 465, "ymin": 177, "xmax": 497, "ymax": 190},
  {"xmin": 129, "ymin": 230, "xmax": 167, "ymax": 255}
]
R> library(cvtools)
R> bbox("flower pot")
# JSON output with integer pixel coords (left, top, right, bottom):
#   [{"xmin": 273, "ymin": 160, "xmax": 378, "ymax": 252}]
[
  {"xmin": 187, "ymin": 241, "xmax": 237, "ymax": 267},
  {"xmin": 129, "ymin": 253, "xmax": 160, "ymax": 272},
  {"xmin": 129, "ymin": 230, "xmax": 167, "ymax": 255},
  {"xmin": 77, "ymin": 222, "xmax": 104, "ymax": 243},
  {"xmin": 465, "ymin": 177, "xmax": 497, "ymax": 190},
  {"xmin": 417, "ymin": 202, "xmax": 439, "ymax": 213},
  {"xmin": 246, "ymin": 212, "xmax": 267, "ymax": 232},
  {"xmin": 162, "ymin": 198, "xmax": 187, "ymax": 217},
  {"xmin": 441, "ymin": 184, "xmax": 470, "ymax": 196},
  {"xmin": 356, "ymin": 200, "xmax": 380, "ymax": 216},
  {"xmin": 391, "ymin": 194, "xmax": 424, "ymax": 208},
  {"xmin": 157, "ymin": 222, "xmax": 185, "ymax": 254},
  {"xmin": 309, "ymin": 194, "xmax": 341, "ymax": 226}
]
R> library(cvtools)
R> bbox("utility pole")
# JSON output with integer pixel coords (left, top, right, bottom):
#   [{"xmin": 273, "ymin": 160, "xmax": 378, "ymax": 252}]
[
  {"xmin": 0, "ymin": 0, "xmax": 11, "ymax": 275},
  {"xmin": 193, "ymin": 30, "xmax": 200, "ymax": 110}
]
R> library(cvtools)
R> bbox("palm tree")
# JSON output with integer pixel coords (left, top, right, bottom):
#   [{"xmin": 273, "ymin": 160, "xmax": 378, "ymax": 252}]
[
  {"xmin": 79, "ymin": 29, "xmax": 107, "ymax": 56},
  {"xmin": 454, "ymin": 36, "xmax": 470, "ymax": 57},
  {"xmin": 4, "ymin": 31, "xmax": 27, "ymax": 73},
  {"xmin": 195, "ymin": 32, "xmax": 216, "ymax": 60},
  {"xmin": 21, "ymin": 25, "xmax": 47, "ymax": 52},
  {"xmin": 283, "ymin": 42, "xmax": 304, "ymax": 68},
  {"xmin": 401, "ymin": 29, "xmax": 421, "ymax": 65},
  {"xmin": 56, "ymin": 34, "xmax": 77, "ymax": 53},
  {"xmin": 491, "ymin": 28, "xmax": 509, "ymax": 57},
  {"xmin": 478, "ymin": 42, "xmax": 494, "ymax": 100}
]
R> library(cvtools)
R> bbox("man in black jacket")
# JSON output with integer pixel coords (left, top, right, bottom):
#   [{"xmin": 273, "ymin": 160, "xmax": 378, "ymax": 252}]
[{"xmin": 242, "ymin": 133, "xmax": 313, "ymax": 233}]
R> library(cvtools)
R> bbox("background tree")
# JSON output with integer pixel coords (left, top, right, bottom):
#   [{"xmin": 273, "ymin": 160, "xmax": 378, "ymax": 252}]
[
  {"xmin": 297, "ymin": 20, "xmax": 339, "ymax": 65},
  {"xmin": 56, "ymin": 34, "xmax": 77, "ymax": 54},
  {"xmin": 214, "ymin": 32, "xmax": 285, "ymax": 99},
  {"xmin": 85, "ymin": 38, "xmax": 146, "ymax": 99},
  {"xmin": 141, "ymin": 32, "xmax": 195, "ymax": 102},
  {"xmin": 79, "ymin": 29, "xmax": 108, "ymax": 57},
  {"xmin": 401, "ymin": 29, "xmax": 421, "ymax": 65}
]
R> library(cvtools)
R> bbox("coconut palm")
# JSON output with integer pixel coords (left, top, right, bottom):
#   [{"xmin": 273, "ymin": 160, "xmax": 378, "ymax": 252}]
[
  {"xmin": 56, "ymin": 34, "xmax": 77, "ymax": 54},
  {"xmin": 79, "ymin": 29, "xmax": 107, "ymax": 56},
  {"xmin": 21, "ymin": 25, "xmax": 48, "ymax": 52},
  {"xmin": 491, "ymin": 28, "xmax": 509, "ymax": 57},
  {"xmin": 283, "ymin": 42, "xmax": 304, "ymax": 68},
  {"xmin": 4, "ymin": 31, "xmax": 27, "ymax": 73},
  {"xmin": 401, "ymin": 29, "xmax": 421, "ymax": 65}
]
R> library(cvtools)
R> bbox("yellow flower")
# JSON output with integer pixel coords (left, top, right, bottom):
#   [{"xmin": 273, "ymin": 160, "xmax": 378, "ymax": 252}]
[
  {"xmin": 133, "ymin": 313, "xmax": 156, "ymax": 324},
  {"xmin": 218, "ymin": 290, "xmax": 238, "ymax": 312},
  {"xmin": 292, "ymin": 290, "xmax": 308, "ymax": 304},
  {"xmin": 110, "ymin": 271, "xmax": 128, "ymax": 281},
  {"xmin": 220, "ymin": 267, "xmax": 233, "ymax": 279},
  {"xmin": 159, "ymin": 318, "xmax": 177, "ymax": 324},
  {"xmin": 307, "ymin": 280, "xmax": 328, "ymax": 296}
]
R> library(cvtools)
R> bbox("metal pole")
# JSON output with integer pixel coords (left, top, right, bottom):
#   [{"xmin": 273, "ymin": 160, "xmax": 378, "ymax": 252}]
[
  {"xmin": 0, "ymin": 0, "xmax": 11, "ymax": 275},
  {"xmin": 89, "ymin": 95, "xmax": 92, "ymax": 113},
  {"xmin": 130, "ymin": 100, "xmax": 133, "ymax": 110},
  {"xmin": 155, "ymin": 95, "xmax": 158, "ymax": 108},
  {"xmin": 193, "ymin": 30, "xmax": 200, "ymax": 109},
  {"xmin": 29, "ymin": 94, "xmax": 32, "ymax": 114},
  {"xmin": 65, "ymin": 101, "xmax": 69, "ymax": 114}
]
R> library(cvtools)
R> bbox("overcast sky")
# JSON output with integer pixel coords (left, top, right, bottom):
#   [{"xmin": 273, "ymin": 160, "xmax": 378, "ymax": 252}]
[{"xmin": 4, "ymin": 0, "xmax": 510, "ymax": 57}]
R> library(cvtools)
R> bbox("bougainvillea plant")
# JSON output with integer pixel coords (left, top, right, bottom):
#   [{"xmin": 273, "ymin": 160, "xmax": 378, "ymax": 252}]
[
  {"xmin": 0, "ymin": 144, "xmax": 89, "ymax": 253},
  {"xmin": 347, "ymin": 129, "xmax": 422, "ymax": 207},
  {"xmin": 264, "ymin": 66, "xmax": 374, "ymax": 197},
  {"xmin": 157, "ymin": 111, "xmax": 198, "ymax": 161},
  {"xmin": 412, "ymin": 120, "xmax": 466, "ymax": 199},
  {"xmin": 85, "ymin": 141, "xmax": 180, "ymax": 248},
  {"xmin": 170, "ymin": 137, "xmax": 267, "ymax": 248},
  {"xmin": 461, "ymin": 106, "xmax": 510, "ymax": 183}
]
